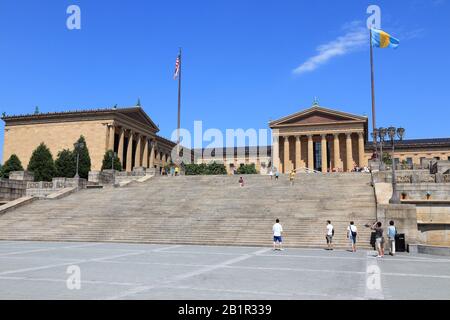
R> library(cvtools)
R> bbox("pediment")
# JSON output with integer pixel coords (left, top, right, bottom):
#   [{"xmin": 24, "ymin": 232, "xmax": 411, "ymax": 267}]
[
  {"xmin": 118, "ymin": 107, "xmax": 160, "ymax": 132},
  {"xmin": 270, "ymin": 106, "xmax": 367, "ymax": 128}
]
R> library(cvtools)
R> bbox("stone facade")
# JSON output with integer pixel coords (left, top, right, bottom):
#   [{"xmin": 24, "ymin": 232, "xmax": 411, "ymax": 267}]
[
  {"xmin": 2, "ymin": 106, "xmax": 176, "ymax": 172},
  {"xmin": 198, "ymin": 104, "xmax": 450, "ymax": 174}
]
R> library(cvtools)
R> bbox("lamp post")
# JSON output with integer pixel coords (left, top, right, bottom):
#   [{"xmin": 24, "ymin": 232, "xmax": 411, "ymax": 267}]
[
  {"xmin": 372, "ymin": 128, "xmax": 379, "ymax": 160},
  {"xmin": 388, "ymin": 126, "xmax": 405, "ymax": 204},
  {"xmin": 111, "ymin": 151, "xmax": 117, "ymax": 186},
  {"xmin": 74, "ymin": 141, "xmax": 85, "ymax": 178},
  {"xmin": 378, "ymin": 127, "xmax": 387, "ymax": 170}
]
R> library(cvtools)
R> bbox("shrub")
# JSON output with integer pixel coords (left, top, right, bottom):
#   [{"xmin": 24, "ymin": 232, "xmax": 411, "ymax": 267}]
[
  {"xmin": 55, "ymin": 149, "xmax": 76, "ymax": 178},
  {"xmin": 27, "ymin": 143, "xmax": 56, "ymax": 182},
  {"xmin": 184, "ymin": 162, "xmax": 227, "ymax": 175},
  {"xmin": 101, "ymin": 150, "xmax": 122, "ymax": 171},
  {"xmin": 237, "ymin": 163, "xmax": 257, "ymax": 174},
  {"xmin": 1, "ymin": 154, "xmax": 24, "ymax": 178},
  {"xmin": 73, "ymin": 136, "xmax": 92, "ymax": 179}
]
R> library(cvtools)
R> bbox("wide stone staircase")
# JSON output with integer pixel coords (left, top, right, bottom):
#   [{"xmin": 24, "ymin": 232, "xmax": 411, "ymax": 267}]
[{"xmin": 0, "ymin": 173, "xmax": 377, "ymax": 249}]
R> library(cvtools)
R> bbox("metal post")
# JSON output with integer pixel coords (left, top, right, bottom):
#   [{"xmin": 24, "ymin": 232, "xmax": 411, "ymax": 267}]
[
  {"xmin": 75, "ymin": 151, "xmax": 80, "ymax": 178},
  {"xmin": 389, "ymin": 138, "xmax": 400, "ymax": 204}
]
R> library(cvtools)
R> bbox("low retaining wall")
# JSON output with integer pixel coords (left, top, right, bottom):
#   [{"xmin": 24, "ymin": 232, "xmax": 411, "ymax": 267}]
[
  {"xmin": 377, "ymin": 204, "xmax": 419, "ymax": 245},
  {"xmin": 0, "ymin": 178, "xmax": 27, "ymax": 202},
  {"xmin": 408, "ymin": 244, "xmax": 450, "ymax": 256},
  {"xmin": 89, "ymin": 168, "xmax": 156, "ymax": 185},
  {"xmin": 26, "ymin": 178, "xmax": 87, "ymax": 198}
]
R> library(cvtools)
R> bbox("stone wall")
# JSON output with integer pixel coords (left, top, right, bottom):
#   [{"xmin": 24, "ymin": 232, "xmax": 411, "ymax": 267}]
[
  {"xmin": 0, "ymin": 178, "xmax": 27, "ymax": 202},
  {"xmin": 88, "ymin": 168, "xmax": 155, "ymax": 185},
  {"xmin": 377, "ymin": 204, "xmax": 419, "ymax": 245},
  {"xmin": 26, "ymin": 177, "xmax": 86, "ymax": 198},
  {"xmin": 8, "ymin": 171, "xmax": 35, "ymax": 182}
]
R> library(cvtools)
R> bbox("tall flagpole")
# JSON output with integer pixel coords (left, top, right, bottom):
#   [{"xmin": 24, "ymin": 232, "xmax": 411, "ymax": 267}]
[
  {"xmin": 177, "ymin": 47, "xmax": 182, "ymax": 156},
  {"xmin": 369, "ymin": 29, "xmax": 378, "ymax": 159}
]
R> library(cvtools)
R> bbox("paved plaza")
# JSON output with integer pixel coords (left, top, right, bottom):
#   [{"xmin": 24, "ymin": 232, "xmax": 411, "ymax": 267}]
[{"xmin": 0, "ymin": 240, "xmax": 449, "ymax": 300}]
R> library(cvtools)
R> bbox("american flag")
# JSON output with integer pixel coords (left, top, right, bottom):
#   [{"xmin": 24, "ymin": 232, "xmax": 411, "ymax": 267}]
[{"xmin": 173, "ymin": 54, "xmax": 181, "ymax": 79}]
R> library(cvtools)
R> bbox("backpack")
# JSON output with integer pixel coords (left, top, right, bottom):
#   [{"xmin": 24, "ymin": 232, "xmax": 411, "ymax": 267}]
[{"xmin": 349, "ymin": 225, "xmax": 357, "ymax": 238}]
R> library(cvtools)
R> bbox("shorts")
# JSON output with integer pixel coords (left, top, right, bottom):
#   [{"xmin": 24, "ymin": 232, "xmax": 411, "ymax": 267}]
[
  {"xmin": 273, "ymin": 236, "xmax": 282, "ymax": 243},
  {"xmin": 349, "ymin": 237, "xmax": 356, "ymax": 244},
  {"xmin": 326, "ymin": 235, "xmax": 333, "ymax": 243}
]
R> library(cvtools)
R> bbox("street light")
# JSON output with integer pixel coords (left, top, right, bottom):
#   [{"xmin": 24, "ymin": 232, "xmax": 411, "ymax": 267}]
[
  {"xmin": 371, "ymin": 128, "xmax": 379, "ymax": 159},
  {"xmin": 387, "ymin": 126, "xmax": 405, "ymax": 204},
  {"xmin": 74, "ymin": 141, "xmax": 85, "ymax": 178},
  {"xmin": 378, "ymin": 127, "xmax": 387, "ymax": 170}
]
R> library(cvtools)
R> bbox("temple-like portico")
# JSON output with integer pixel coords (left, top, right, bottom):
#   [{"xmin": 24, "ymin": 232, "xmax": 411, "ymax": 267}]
[
  {"xmin": 2, "ymin": 106, "xmax": 176, "ymax": 172},
  {"xmin": 270, "ymin": 105, "xmax": 368, "ymax": 173}
]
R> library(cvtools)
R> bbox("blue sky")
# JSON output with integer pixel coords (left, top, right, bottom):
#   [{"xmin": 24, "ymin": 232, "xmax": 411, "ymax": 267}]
[{"xmin": 0, "ymin": 0, "xmax": 449, "ymax": 160}]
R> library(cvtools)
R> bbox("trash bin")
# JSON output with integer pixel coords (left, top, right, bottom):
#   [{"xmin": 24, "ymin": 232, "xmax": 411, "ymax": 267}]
[
  {"xmin": 370, "ymin": 232, "xmax": 376, "ymax": 250},
  {"xmin": 395, "ymin": 233, "xmax": 406, "ymax": 252}
]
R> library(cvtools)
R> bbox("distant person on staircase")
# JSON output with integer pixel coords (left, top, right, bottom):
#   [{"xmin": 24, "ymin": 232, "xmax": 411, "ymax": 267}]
[
  {"xmin": 275, "ymin": 170, "xmax": 280, "ymax": 180},
  {"xmin": 326, "ymin": 220, "xmax": 334, "ymax": 250},
  {"xmin": 289, "ymin": 170, "xmax": 295, "ymax": 186},
  {"xmin": 347, "ymin": 221, "xmax": 357, "ymax": 252},
  {"xmin": 269, "ymin": 169, "xmax": 274, "ymax": 180},
  {"xmin": 272, "ymin": 219, "xmax": 283, "ymax": 251},
  {"xmin": 238, "ymin": 176, "xmax": 244, "ymax": 187},
  {"xmin": 175, "ymin": 166, "xmax": 180, "ymax": 176}
]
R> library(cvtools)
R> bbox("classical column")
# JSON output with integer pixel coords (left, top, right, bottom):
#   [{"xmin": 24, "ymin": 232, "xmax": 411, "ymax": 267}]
[
  {"xmin": 295, "ymin": 136, "xmax": 301, "ymax": 170},
  {"xmin": 284, "ymin": 136, "xmax": 290, "ymax": 173},
  {"xmin": 333, "ymin": 133, "xmax": 340, "ymax": 171},
  {"xmin": 118, "ymin": 128, "xmax": 125, "ymax": 167},
  {"xmin": 307, "ymin": 135, "xmax": 314, "ymax": 170},
  {"xmin": 321, "ymin": 134, "xmax": 328, "ymax": 173},
  {"xmin": 357, "ymin": 132, "xmax": 365, "ymax": 168},
  {"xmin": 346, "ymin": 132, "xmax": 353, "ymax": 172},
  {"xmin": 149, "ymin": 141, "xmax": 156, "ymax": 168},
  {"xmin": 135, "ymin": 134, "xmax": 142, "ymax": 168},
  {"xmin": 126, "ymin": 130, "xmax": 134, "ymax": 172},
  {"xmin": 108, "ymin": 124, "xmax": 115, "ymax": 151},
  {"xmin": 272, "ymin": 134, "xmax": 280, "ymax": 172},
  {"xmin": 142, "ymin": 138, "xmax": 149, "ymax": 168}
]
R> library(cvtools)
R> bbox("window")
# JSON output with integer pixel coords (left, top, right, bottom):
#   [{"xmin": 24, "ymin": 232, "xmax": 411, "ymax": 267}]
[{"xmin": 434, "ymin": 157, "xmax": 440, "ymax": 160}]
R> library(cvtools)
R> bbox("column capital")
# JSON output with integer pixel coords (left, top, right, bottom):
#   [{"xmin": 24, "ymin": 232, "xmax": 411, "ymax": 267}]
[
  {"xmin": 320, "ymin": 134, "xmax": 327, "ymax": 139},
  {"xmin": 357, "ymin": 132, "xmax": 365, "ymax": 138},
  {"xmin": 345, "ymin": 132, "xmax": 353, "ymax": 138},
  {"xmin": 295, "ymin": 135, "xmax": 301, "ymax": 141},
  {"xmin": 307, "ymin": 134, "xmax": 313, "ymax": 139},
  {"xmin": 333, "ymin": 133, "xmax": 340, "ymax": 138}
]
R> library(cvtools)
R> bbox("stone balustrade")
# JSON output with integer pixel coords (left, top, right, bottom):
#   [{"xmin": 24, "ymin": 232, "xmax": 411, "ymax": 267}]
[{"xmin": 26, "ymin": 177, "xmax": 87, "ymax": 198}]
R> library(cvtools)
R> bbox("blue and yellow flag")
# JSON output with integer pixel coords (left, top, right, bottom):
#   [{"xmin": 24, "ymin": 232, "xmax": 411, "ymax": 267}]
[{"xmin": 371, "ymin": 28, "xmax": 399, "ymax": 49}]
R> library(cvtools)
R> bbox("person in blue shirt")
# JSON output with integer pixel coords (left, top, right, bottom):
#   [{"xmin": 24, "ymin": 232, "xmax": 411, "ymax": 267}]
[{"xmin": 387, "ymin": 220, "xmax": 397, "ymax": 256}]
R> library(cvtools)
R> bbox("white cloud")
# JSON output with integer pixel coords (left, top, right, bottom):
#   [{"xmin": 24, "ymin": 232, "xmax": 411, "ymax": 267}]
[{"xmin": 292, "ymin": 24, "xmax": 368, "ymax": 76}]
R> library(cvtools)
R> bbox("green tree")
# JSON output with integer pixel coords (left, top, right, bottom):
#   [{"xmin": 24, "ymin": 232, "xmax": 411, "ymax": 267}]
[
  {"xmin": 55, "ymin": 149, "xmax": 76, "ymax": 178},
  {"xmin": 382, "ymin": 152, "xmax": 392, "ymax": 165},
  {"xmin": 27, "ymin": 143, "xmax": 56, "ymax": 181},
  {"xmin": 184, "ymin": 162, "xmax": 227, "ymax": 175},
  {"xmin": 237, "ymin": 163, "xmax": 257, "ymax": 174},
  {"xmin": 74, "ymin": 136, "xmax": 91, "ymax": 179},
  {"xmin": 205, "ymin": 162, "xmax": 227, "ymax": 175},
  {"xmin": 1, "ymin": 154, "xmax": 24, "ymax": 178},
  {"xmin": 101, "ymin": 150, "xmax": 122, "ymax": 171}
]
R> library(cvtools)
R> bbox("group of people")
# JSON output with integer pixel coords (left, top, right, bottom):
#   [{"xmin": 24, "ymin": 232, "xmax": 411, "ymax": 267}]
[
  {"xmin": 161, "ymin": 166, "xmax": 180, "ymax": 176},
  {"xmin": 272, "ymin": 219, "xmax": 398, "ymax": 256},
  {"xmin": 327, "ymin": 220, "xmax": 397, "ymax": 256}
]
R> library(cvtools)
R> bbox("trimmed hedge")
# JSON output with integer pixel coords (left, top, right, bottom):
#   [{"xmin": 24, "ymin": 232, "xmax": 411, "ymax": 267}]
[{"xmin": 184, "ymin": 162, "xmax": 227, "ymax": 175}]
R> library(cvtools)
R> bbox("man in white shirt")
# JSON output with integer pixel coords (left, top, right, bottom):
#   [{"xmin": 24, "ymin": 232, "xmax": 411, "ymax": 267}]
[
  {"xmin": 347, "ymin": 221, "xmax": 358, "ymax": 252},
  {"xmin": 272, "ymin": 219, "xmax": 283, "ymax": 251},
  {"xmin": 326, "ymin": 220, "xmax": 334, "ymax": 250}
]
